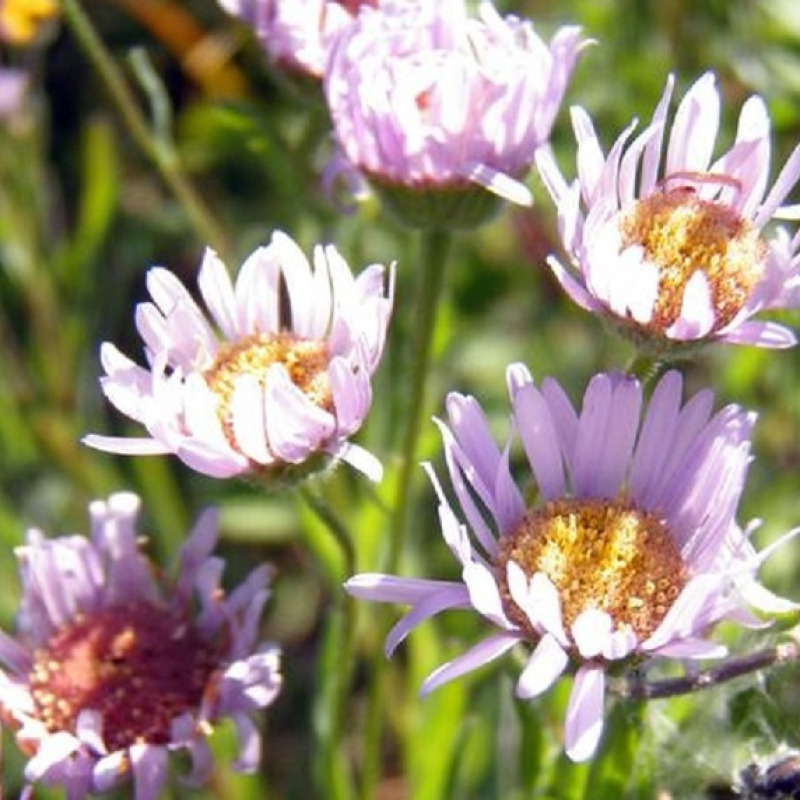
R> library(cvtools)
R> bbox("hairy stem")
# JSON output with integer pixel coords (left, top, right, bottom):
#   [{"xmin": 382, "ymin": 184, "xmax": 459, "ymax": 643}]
[{"xmin": 610, "ymin": 641, "xmax": 800, "ymax": 700}]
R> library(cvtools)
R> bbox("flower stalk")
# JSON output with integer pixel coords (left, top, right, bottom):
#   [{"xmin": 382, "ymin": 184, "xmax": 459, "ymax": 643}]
[{"xmin": 60, "ymin": 0, "xmax": 232, "ymax": 260}]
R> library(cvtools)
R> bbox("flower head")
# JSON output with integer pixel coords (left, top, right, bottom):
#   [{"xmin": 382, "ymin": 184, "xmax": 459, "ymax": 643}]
[
  {"xmin": 346, "ymin": 367, "xmax": 796, "ymax": 761},
  {"xmin": 324, "ymin": 0, "xmax": 584, "ymax": 224},
  {"xmin": 218, "ymin": 0, "xmax": 375, "ymax": 81},
  {"xmin": 0, "ymin": 492, "xmax": 282, "ymax": 799},
  {"xmin": 537, "ymin": 72, "xmax": 800, "ymax": 352},
  {"xmin": 84, "ymin": 231, "xmax": 393, "ymax": 483}
]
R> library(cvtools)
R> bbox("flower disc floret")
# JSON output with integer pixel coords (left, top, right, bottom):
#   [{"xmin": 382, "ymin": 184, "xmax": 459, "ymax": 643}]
[
  {"xmin": 536, "ymin": 71, "xmax": 800, "ymax": 350},
  {"xmin": 620, "ymin": 182, "xmax": 766, "ymax": 332},
  {"xmin": 0, "ymin": 492, "xmax": 282, "ymax": 800},
  {"xmin": 30, "ymin": 602, "xmax": 221, "ymax": 751},
  {"xmin": 345, "ymin": 367, "xmax": 798, "ymax": 762},
  {"xmin": 496, "ymin": 498, "xmax": 687, "ymax": 639},
  {"xmin": 83, "ymin": 231, "xmax": 394, "ymax": 484}
]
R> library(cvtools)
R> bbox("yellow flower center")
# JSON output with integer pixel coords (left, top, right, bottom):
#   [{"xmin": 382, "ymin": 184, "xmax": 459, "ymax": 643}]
[
  {"xmin": 620, "ymin": 174, "xmax": 766, "ymax": 333},
  {"xmin": 203, "ymin": 331, "xmax": 332, "ymax": 448},
  {"xmin": 29, "ymin": 602, "xmax": 222, "ymax": 751},
  {"xmin": 0, "ymin": 0, "xmax": 57, "ymax": 44},
  {"xmin": 495, "ymin": 498, "xmax": 688, "ymax": 643}
]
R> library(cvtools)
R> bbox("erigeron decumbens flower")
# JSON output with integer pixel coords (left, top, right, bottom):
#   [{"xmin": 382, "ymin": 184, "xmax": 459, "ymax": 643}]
[
  {"xmin": 0, "ymin": 492, "xmax": 282, "ymax": 799},
  {"xmin": 346, "ymin": 367, "xmax": 798, "ymax": 761},
  {"xmin": 324, "ymin": 0, "xmax": 585, "ymax": 225},
  {"xmin": 536, "ymin": 72, "xmax": 800, "ymax": 351},
  {"xmin": 84, "ymin": 231, "xmax": 394, "ymax": 483}
]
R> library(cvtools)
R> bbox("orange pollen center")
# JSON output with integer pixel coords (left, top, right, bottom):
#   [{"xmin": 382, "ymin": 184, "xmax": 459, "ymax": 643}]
[
  {"xmin": 203, "ymin": 331, "xmax": 332, "ymax": 444},
  {"xmin": 29, "ymin": 602, "xmax": 222, "ymax": 751},
  {"xmin": 619, "ymin": 183, "xmax": 766, "ymax": 332},
  {"xmin": 495, "ymin": 498, "xmax": 688, "ymax": 642}
]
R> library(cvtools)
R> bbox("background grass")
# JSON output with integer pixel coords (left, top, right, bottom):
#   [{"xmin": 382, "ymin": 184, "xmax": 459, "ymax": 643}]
[{"xmin": 2, "ymin": 0, "xmax": 800, "ymax": 797}]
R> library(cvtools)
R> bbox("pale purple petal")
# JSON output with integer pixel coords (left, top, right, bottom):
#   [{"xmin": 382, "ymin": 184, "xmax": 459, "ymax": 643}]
[
  {"xmin": 197, "ymin": 248, "xmax": 238, "ymax": 339},
  {"xmin": 385, "ymin": 584, "xmax": 473, "ymax": 656},
  {"xmin": 516, "ymin": 633, "xmax": 569, "ymax": 699},
  {"xmin": 565, "ymin": 665, "xmax": 606, "ymax": 762},
  {"xmin": 344, "ymin": 574, "xmax": 467, "ymax": 605},
  {"xmin": 462, "ymin": 562, "xmax": 511, "ymax": 628},
  {"xmin": 130, "ymin": 744, "xmax": 168, "ymax": 800},
  {"xmin": 25, "ymin": 732, "xmax": 81, "ymax": 781},
  {"xmin": 81, "ymin": 434, "xmax": 172, "ymax": 455},
  {"xmin": 641, "ymin": 74, "xmax": 675, "ymax": 195},
  {"xmin": 665, "ymin": 72, "xmax": 719, "ymax": 175},
  {"xmin": 666, "ymin": 271, "xmax": 715, "ymax": 340},
  {"xmin": 650, "ymin": 639, "xmax": 727, "ymax": 660},
  {"xmin": 571, "ymin": 608, "xmax": 613, "ymax": 659},
  {"xmin": 420, "ymin": 632, "xmax": 522, "ymax": 696},
  {"xmin": 513, "ymin": 380, "xmax": 566, "ymax": 499},
  {"xmin": 231, "ymin": 712, "xmax": 262, "ymax": 773},
  {"xmin": 718, "ymin": 320, "xmax": 797, "ymax": 348}
]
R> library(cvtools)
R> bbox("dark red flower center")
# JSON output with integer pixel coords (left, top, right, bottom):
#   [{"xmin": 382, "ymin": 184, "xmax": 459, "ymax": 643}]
[{"xmin": 29, "ymin": 601, "xmax": 223, "ymax": 751}]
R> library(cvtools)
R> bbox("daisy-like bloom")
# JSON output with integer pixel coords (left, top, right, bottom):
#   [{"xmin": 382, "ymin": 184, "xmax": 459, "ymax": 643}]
[
  {"xmin": 0, "ymin": 492, "xmax": 282, "ymax": 798},
  {"xmin": 218, "ymin": 0, "xmax": 375, "ymax": 81},
  {"xmin": 346, "ymin": 367, "xmax": 798, "ymax": 761},
  {"xmin": 536, "ymin": 72, "xmax": 800, "ymax": 352},
  {"xmin": 324, "ymin": 0, "xmax": 584, "ymax": 225},
  {"xmin": 83, "ymin": 231, "xmax": 393, "ymax": 483},
  {"xmin": 0, "ymin": 0, "xmax": 57, "ymax": 44}
]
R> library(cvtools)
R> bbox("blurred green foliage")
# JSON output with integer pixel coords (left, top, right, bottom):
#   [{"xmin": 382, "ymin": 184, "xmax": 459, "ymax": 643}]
[{"xmin": 1, "ymin": 0, "xmax": 800, "ymax": 798}]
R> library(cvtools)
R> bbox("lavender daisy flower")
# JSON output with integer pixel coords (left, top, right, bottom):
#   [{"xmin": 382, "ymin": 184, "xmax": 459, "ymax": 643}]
[
  {"xmin": 346, "ymin": 368, "xmax": 797, "ymax": 761},
  {"xmin": 217, "ymin": 0, "xmax": 373, "ymax": 82},
  {"xmin": 0, "ymin": 492, "xmax": 282, "ymax": 799},
  {"xmin": 83, "ymin": 231, "xmax": 393, "ymax": 483},
  {"xmin": 536, "ymin": 72, "xmax": 800, "ymax": 352},
  {"xmin": 324, "ymin": 0, "xmax": 584, "ymax": 226}
]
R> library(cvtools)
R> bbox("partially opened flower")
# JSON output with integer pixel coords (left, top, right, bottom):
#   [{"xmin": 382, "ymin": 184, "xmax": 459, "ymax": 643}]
[
  {"xmin": 346, "ymin": 367, "xmax": 797, "ymax": 761},
  {"xmin": 536, "ymin": 72, "xmax": 800, "ymax": 352},
  {"xmin": 218, "ymin": 0, "xmax": 375, "ymax": 83},
  {"xmin": 84, "ymin": 231, "xmax": 393, "ymax": 483},
  {"xmin": 324, "ymin": 0, "xmax": 584, "ymax": 226},
  {"xmin": 0, "ymin": 492, "xmax": 282, "ymax": 799}
]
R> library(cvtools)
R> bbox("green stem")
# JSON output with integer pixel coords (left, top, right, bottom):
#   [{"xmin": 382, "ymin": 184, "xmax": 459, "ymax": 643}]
[
  {"xmin": 387, "ymin": 228, "xmax": 452, "ymax": 572},
  {"xmin": 59, "ymin": 0, "xmax": 232, "ymax": 260},
  {"xmin": 299, "ymin": 487, "xmax": 357, "ymax": 800},
  {"xmin": 583, "ymin": 699, "xmax": 647, "ymax": 799},
  {"xmin": 624, "ymin": 353, "xmax": 667, "ymax": 386},
  {"xmin": 300, "ymin": 486, "xmax": 356, "ymax": 576},
  {"xmin": 361, "ymin": 228, "xmax": 452, "ymax": 800}
]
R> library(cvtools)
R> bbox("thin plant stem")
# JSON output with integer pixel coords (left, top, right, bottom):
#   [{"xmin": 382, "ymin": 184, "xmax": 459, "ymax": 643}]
[
  {"xmin": 624, "ymin": 353, "xmax": 667, "ymax": 384},
  {"xmin": 299, "ymin": 487, "xmax": 357, "ymax": 800},
  {"xmin": 387, "ymin": 228, "xmax": 452, "ymax": 572},
  {"xmin": 361, "ymin": 228, "xmax": 452, "ymax": 800},
  {"xmin": 60, "ymin": 0, "xmax": 232, "ymax": 259},
  {"xmin": 610, "ymin": 640, "xmax": 800, "ymax": 700}
]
